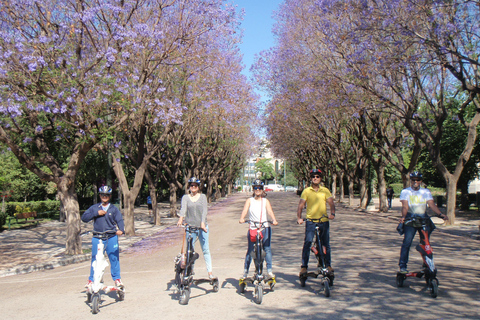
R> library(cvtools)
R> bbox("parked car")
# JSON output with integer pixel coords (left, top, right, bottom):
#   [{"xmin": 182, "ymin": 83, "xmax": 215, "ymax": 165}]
[
  {"xmin": 285, "ymin": 186, "xmax": 298, "ymax": 192},
  {"xmin": 265, "ymin": 184, "xmax": 284, "ymax": 192}
]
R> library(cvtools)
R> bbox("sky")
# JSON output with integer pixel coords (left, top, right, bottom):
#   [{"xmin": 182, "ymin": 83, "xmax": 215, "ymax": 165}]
[{"xmin": 232, "ymin": 0, "xmax": 284, "ymax": 102}]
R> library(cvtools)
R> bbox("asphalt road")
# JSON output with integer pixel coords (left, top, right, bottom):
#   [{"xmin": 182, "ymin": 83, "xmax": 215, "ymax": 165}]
[{"xmin": 0, "ymin": 192, "xmax": 479, "ymax": 319}]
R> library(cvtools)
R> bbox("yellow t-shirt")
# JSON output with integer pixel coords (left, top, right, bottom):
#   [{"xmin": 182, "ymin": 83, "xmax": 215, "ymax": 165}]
[{"xmin": 301, "ymin": 186, "xmax": 332, "ymax": 222}]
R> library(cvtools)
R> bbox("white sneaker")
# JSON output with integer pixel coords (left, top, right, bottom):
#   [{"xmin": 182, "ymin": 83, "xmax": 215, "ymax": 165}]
[
  {"xmin": 241, "ymin": 271, "xmax": 248, "ymax": 279},
  {"xmin": 267, "ymin": 272, "xmax": 275, "ymax": 279}
]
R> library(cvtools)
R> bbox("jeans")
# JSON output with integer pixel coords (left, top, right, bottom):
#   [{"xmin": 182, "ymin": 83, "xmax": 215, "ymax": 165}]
[
  {"xmin": 89, "ymin": 235, "xmax": 120, "ymax": 281},
  {"xmin": 244, "ymin": 227, "xmax": 273, "ymax": 273},
  {"xmin": 399, "ymin": 214, "xmax": 432, "ymax": 269},
  {"xmin": 302, "ymin": 220, "xmax": 330, "ymax": 268},
  {"xmin": 387, "ymin": 197, "xmax": 392, "ymax": 209},
  {"xmin": 188, "ymin": 226, "xmax": 213, "ymax": 273}
]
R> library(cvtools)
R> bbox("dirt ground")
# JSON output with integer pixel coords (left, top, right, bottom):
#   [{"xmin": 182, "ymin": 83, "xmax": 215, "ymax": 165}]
[{"xmin": 0, "ymin": 192, "xmax": 479, "ymax": 320}]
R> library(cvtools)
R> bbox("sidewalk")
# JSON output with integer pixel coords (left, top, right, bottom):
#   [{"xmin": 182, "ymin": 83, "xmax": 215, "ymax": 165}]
[
  {"xmin": 338, "ymin": 196, "xmax": 480, "ymax": 240},
  {"xmin": 0, "ymin": 203, "xmax": 179, "ymax": 277}
]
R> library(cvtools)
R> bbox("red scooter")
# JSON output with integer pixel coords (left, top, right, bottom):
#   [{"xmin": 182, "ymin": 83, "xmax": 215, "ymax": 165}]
[{"xmin": 396, "ymin": 217, "xmax": 438, "ymax": 298}]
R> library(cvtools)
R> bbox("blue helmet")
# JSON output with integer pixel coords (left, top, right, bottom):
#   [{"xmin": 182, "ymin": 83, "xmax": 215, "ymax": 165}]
[
  {"xmin": 409, "ymin": 171, "xmax": 423, "ymax": 179},
  {"xmin": 188, "ymin": 177, "xmax": 200, "ymax": 184},
  {"xmin": 99, "ymin": 186, "xmax": 112, "ymax": 194}
]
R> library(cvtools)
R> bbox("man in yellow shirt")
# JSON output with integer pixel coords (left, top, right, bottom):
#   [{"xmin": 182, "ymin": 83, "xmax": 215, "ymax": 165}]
[{"xmin": 297, "ymin": 169, "xmax": 336, "ymax": 277}]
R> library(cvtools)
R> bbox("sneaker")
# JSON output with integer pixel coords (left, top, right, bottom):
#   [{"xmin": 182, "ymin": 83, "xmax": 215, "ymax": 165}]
[
  {"xmin": 84, "ymin": 280, "xmax": 93, "ymax": 288},
  {"xmin": 399, "ymin": 268, "xmax": 408, "ymax": 274},
  {"xmin": 240, "ymin": 271, "xmax": 248, "ymax": 279},
  {"xmin": 114, "ymin": 279, "xmax": 124, "ymax": 288},
  {"xmin": 299, "ymin": 267, "xmax": 307, "ymax": 277},
  {"xmin": 208, "ymin": 274, "xmax": 217, "ymax": 280},
  {"xmin": 267, "ymin": 271, "xmax": 275, "ymax": 279}
]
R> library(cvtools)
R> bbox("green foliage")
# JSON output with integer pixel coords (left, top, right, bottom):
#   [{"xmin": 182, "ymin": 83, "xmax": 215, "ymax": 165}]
[
  {"xmin": 4, "ymin": 200, "xmax": 59, "ymax": 216},
  {"xmin": 255, "ymin": 158, "xmax": 276, "ymax": 180}
]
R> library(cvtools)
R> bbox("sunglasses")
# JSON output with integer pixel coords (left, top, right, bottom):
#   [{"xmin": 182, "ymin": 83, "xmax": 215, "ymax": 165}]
[
  {"xmin": 311, "ymin": 175, "xmax": 321, "ymax": 179},
  {"xmin": 253, "ymin": 186, "xmax": 263, "ymax": 190},
  {"xmin": 190, "ymin": 184, "xmax": 199, "ymax": 188},
  {"xmin": 411, "ymin": 179, "xmax": 422, "ymax": 182}
]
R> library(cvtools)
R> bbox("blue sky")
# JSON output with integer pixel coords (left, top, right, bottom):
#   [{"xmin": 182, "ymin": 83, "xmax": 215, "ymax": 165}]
[{"xmin": 233, "ymin": 0, "xmax": 283, "ymax": 102}]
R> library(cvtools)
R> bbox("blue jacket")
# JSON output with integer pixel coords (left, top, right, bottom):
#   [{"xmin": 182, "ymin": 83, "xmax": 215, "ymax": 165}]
[{"xmin": 81, "ymin": 202, "xmax": 125, "ymax": 235}]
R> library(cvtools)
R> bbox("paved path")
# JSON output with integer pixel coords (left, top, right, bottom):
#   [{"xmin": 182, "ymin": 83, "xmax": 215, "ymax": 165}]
[{"xmin": 0, "ymin": 192, "xmax": 479, "ymax": 319}]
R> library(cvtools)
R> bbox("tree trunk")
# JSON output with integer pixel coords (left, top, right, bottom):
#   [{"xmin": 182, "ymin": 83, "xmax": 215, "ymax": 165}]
[
  {"xmin": 348, "ymin": 179, "xmax": 354, "ymax": 206},
  {"xmin": 331, "ymin": 173, "xmax": 337, "ymax": 199},
  {"xmin": 376, "ymin": 164, "xmax": 388, "ymax": 212},
  {"xmin": 145, "ymin": 170, "xmax": 160, "ymax": 225},
  {"xmin": 339, "ymin": 171, "xmax": 345, "ymax": 202},
  {"xmin": 445, "ymin": 179, "xmax": 457, "ymax": 226},
  {"xmin": 169, "ymin": 182, "xmax": 178, "ymax": 217},
  {"xmin": 57, "ymin": 183, "xmax": 82, "ymax": 255},
  {"xmin": 111, "ymin": 152, "xmax": 148, "ymax": 236}
]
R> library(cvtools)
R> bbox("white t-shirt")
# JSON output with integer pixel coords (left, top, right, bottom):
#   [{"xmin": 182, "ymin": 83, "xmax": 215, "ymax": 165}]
[
  {"xmin": 399, "ymin": 187, "xmax": 433, "ymax": 215},
  {"xmin": 248, "ymin": 197, "xmax": 268, "ymax": 230}
]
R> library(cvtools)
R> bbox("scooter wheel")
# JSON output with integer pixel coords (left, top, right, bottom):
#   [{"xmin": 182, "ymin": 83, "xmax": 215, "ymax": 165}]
[
  {"xmin": 323, "ymin": 278, "xmax": 331, "ymax": 297},
  {"xmin": 430, "ymin": 278, "xmax": 438, "ymax": 298},
  {"xmin": 91, "ymin": 294, "xmax": 100, "ymax": 314},
  {"xmin": 117, "ymin": 289, "xmax": 125, "ymax": 301},
  {"xmin": 86, "ymin": 292, "xmax": 92, "ymax": 303},
  {"xmin": 269, "ymin": 279, "xmax": 276, "ymax": 291},
  {"xmin": 239, "ymin": 281, "xmax": 246, "ymax": 293},
  {"xmin": 300, "ymin": 276, "xmax": 306, "ymax": 287},
  {"xmin": 213, "ymin": 282, "xmax": 219, "ymax": 293},
  {"xmin": 396, "ymin": 274, "xmax": 404, "ymax": 288},
  {"xmin": 328, "ymin": 276, "xmax": 334, "ymax": 287},
  {"xmin": 179, "ymin": 287, "xmax": 191, "ymax": 305},
  {"xmin": 254, "ymin": 285, "xmax": 263, "ymax": 304}
]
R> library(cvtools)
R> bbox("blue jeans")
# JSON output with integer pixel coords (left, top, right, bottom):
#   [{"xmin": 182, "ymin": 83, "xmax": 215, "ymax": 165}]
[
  {"xmin": 244, "ymin": 227, "xmax": 273, "ymax": 273},
  {"xmin": 399, "ymin": 214, "xmax": 432, "ymax": 269},
  {"xmin": 188, "ymin": 226, "xmax": 213, "ymax": 273},
  {"xmin": 302, "ymin": 221, "xmax": 331, "ymax": 268},
  {"xmin": 387, "ymin": 197, "xmax": 392, "ymax": 209},
  {"xmin": 89, "ymin": 235, "xmax": 120, "ymax": 281}
]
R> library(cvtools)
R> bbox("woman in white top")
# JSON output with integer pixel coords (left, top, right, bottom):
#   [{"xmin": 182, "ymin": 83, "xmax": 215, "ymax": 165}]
[{"xmin": 239, "ymin": 180, "xmax": 278, "ymax": 279}]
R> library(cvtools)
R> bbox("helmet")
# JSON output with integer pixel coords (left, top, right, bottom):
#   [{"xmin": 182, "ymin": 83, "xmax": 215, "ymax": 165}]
[
  {"xmin": 309, "ymin": 169, "xmax": 322, "ymax": 177},
  {"xmin": 188, "ymin": 177, "xmax": 200, "ymax": 184},
  {"xmin": 99, "ymin": 186, "xmax": 112, "ymax": 194},
  {"xmin": 252, "ymin": 179, "xmax": 264, "ymax": 187},
  {"xmin": 409, "ymin": 171, "xmax": 423, "ymax": 179}
]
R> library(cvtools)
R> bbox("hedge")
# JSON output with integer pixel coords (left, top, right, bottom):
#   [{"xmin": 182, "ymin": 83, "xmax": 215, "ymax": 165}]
[{"xmin": 3, "ymin": 200, "xmax": 60, "ymax": 216}]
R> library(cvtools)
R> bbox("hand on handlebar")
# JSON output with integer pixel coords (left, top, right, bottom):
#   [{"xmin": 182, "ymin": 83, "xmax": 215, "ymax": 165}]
[
  {"xmin": 239, "ymin": 218, "xmax": 245, "ymax": 224},
  {"xmin": 297, "ymin": 218, "xmax": 304, "ymax": 225},
  {"xmin": 327, "ymin": 214, "xmax": 335, "ymax": 220}
]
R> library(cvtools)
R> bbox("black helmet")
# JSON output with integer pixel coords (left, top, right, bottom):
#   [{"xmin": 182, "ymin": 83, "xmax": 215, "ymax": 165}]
[
  {"xmin": 252, "ymin": 179, "xmax": 264, "ymax": 187},
  {"xmin": 309, "ymin": 169, "xmax": 322, "ymax": 177},
  {"xmin": 188, "ymin": 177, "xmax": 200, "ymax": 184},
  {"xmin": 409, "ymin": 171, "xmax": 423, "ymax": 179},
  {"xmin": 98, "ymin": 186, "xmax": 112, "ymax": 194}
]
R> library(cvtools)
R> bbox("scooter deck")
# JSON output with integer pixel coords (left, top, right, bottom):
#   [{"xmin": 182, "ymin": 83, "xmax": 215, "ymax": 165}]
[{"xmin": 193, "ymin": 277, "xmax": 219, "ymax": 286}]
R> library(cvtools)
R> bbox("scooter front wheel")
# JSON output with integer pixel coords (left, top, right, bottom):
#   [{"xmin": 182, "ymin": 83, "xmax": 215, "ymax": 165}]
[
  {"xmin": 86, "ymin": 292, "xmax": 92, "ymax": 303},
  {"xmin": 91, "ymin": 294, "xmax": 100, "ymax": 314},
  {"xmin": 254, "ymin": 284, "xmax": 263, "ymax": 304},
  {"xmin": 179, "ymin": 287, "xmax": 191, "ymax": 305},
  {"xmin": 430, "ymin": 278, "xmax": 438, "ymax": 298},
  {"xmin": 396, "ymin": 274, "xmax": 405, "ymax": 287},
  {"xmin": 323, "ymin": 278, "xmax": 331, "ymax": 297}
]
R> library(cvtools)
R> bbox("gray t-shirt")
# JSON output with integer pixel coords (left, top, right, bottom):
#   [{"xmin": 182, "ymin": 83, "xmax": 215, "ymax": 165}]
[{"xmin": 179, "ymin": 194, "xmax": 208, "ymax": 228}]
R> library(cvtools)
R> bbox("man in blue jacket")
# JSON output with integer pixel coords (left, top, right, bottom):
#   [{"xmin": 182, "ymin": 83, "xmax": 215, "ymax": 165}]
[{"xmin": 82, "ymin": 186, "xmax": 125, "ymax": 289}]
